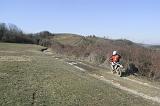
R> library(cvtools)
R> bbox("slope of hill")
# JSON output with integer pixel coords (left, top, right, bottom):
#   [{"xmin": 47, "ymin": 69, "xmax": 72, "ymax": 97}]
[
  {"xmin": 0, "ymin": 42, "xmax": 160, "ymax": 106},
  {"xmin": 50, "ymin": 35, "xmax": 160, "ymax": 81}
]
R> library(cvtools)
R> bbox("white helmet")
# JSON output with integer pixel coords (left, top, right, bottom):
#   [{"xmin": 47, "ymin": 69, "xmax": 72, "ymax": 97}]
[{"xmin": 112, "ymin": 51, "xmax": 117, "ymax": 55}]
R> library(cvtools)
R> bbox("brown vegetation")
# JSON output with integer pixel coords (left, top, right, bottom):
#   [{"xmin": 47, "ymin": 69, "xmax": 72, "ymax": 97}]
[{"xmin": 51, "ymin": 36, "xmax": 160, "ymax": 80}]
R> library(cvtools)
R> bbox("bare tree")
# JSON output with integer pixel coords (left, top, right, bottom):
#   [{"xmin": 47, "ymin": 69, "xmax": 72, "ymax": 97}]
[{"xmin": 0, "ymin": 23, "xmax": 7, "ymax": 40}]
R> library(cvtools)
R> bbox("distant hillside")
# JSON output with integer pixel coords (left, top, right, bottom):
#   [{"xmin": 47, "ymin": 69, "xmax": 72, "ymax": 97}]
[
  {"xmin": 148, "ymin": 45, "xmax": 160, "ymax": 50},
  {"xmin": 53, "ymin": 33, "xmax": 83, "ymax": 45},
  {"xmin": 54, "ymin": 33, "xmax": 81, "ymax": 36}
]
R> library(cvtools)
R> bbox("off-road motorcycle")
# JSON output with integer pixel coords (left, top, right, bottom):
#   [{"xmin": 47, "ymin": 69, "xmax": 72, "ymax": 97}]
[{"xmin": 110, "ymin": 62, "xmax": 125, "ymax": 77}]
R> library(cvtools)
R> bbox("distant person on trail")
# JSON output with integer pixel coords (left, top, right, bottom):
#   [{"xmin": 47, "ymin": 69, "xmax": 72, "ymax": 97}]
[{"xmin": 109, "ymin": 51, "xmax": 121, "ymax": 71}]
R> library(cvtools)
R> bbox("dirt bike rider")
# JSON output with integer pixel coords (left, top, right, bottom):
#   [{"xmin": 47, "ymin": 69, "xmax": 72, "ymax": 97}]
[{"xmin": 109, "ymin": 51, "xmax": 121, "ymax": 71}]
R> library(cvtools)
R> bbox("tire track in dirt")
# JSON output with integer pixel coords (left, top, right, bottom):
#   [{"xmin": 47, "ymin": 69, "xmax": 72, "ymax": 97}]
[
  {"xmin": 77, "ymin": 61, "xmax": 160, "ymax": 90},
  {"xmin": 65, "ymin": 60, "xmax": 160, "ymax": 104},
  {"xmin": 90, "ymin": 74, "xmax": 160, "ymax": 104}
]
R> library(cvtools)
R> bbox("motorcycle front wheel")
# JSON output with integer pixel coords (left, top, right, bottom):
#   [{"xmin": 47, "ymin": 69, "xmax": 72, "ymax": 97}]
[{"xmin": 116, "ymin": 67, "xmax": 122, "ymax": 77}]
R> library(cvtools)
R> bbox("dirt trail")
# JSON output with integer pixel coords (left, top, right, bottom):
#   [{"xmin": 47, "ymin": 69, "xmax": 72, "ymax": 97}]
[
  {"xmin": 66, "ymin": 60, "xmax": 160, "ymax": 104},
  {"xmin": 43, "ymin": 49, "xmax": 160, "ymax": 104}
]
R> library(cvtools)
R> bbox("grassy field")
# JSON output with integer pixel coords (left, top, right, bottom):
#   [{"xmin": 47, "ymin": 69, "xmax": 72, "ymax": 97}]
[{"xmin": 0, "ymin": 43, "xmax": 159, "ymax": 106}]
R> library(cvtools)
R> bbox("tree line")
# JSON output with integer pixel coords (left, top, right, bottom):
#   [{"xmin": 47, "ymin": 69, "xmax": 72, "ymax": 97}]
[{"xmin": 0, "ymin": 22, "xmax": 54, "ymax": 46}]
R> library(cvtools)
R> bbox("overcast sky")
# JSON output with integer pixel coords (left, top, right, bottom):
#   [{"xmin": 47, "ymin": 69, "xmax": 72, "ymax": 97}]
[{"xmin": 1, "ymin": 0, "xmax": 160, "ymax": 44}]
